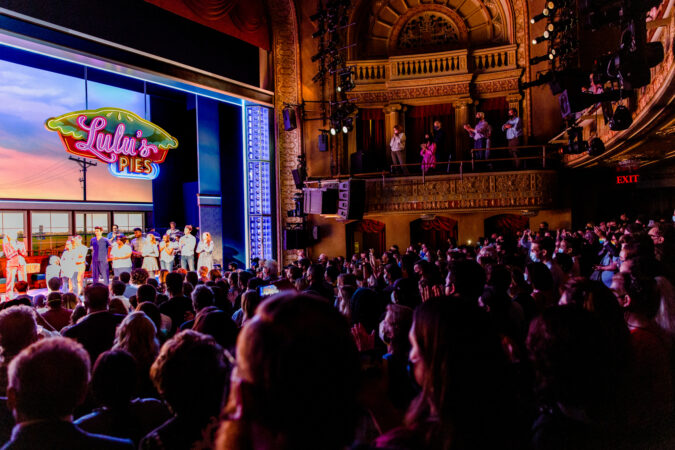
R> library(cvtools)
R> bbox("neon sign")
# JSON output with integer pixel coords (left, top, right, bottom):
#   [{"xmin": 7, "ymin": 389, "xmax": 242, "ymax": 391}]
[{"xmin": 45, "ymin": 108, "xmax": 178, "ymax": 180}]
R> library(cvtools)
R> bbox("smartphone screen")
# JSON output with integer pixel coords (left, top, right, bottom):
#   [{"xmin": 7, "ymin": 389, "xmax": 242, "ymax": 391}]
[{"xmin": 259, "ymin": 284, "xmax": 280, "ymax": 297}]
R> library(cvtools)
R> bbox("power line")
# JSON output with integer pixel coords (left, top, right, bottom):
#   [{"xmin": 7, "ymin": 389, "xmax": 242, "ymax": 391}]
[{"xmin": 68, "ymin": 156, "xmax": 97, "ymax": 201}]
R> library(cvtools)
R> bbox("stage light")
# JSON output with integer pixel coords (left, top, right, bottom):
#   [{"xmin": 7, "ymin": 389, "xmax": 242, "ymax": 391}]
[
  {"xmin": 530, "ymin": 54, "xmax": 552, "ymax": 64},
  {"xmin": 546, "ymin": 23, "xmax": 555, "ymax": 32},
  {"xmin": 609, "ymin": 105, "xmax": 632, "ymax": 131},
  {"xmin": 588, "ymin": 137, "xmax": 605, "ymax": 156},
  {"xmin": 530, "ymin": 8, "xmax": 551, "ymax": 24},
  {"xmin": 330, "ymin": 127, "xmax": 338, "ymax": 136},
  {"xmin": 342, "ymin": 117, "xmax": 354, "ymax": 134}
]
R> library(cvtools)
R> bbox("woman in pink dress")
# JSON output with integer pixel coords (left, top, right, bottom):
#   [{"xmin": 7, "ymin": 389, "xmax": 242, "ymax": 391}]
[{"xmin": 420, "ymin": 133, "xmax": 436, "ymax": 174}]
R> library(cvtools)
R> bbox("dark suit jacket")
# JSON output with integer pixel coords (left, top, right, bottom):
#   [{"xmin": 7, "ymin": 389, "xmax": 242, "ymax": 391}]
[
  {"xmin": 1, "ymin": 419, "xmax": 133, "ymax": 449},
  {"xmin": 62, "ymin": 311, "xmax": 125, "ymax": 363},
  {"xmin": 0, "ymin": 297, "xmax": 31, "ymax": 311}
]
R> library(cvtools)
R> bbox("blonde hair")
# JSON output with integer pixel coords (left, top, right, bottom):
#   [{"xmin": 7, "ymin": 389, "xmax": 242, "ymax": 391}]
[
  {"xmin": 113, "ymin": 312, "xmax": 159, "ymax": 369},
  {"xmin": 202, "ymin": 232, "xmax": 211, "ymax": 242}
]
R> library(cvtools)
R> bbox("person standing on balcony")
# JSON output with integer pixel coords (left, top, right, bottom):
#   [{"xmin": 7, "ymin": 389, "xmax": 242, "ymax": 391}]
[
  {"xmin": 432, "ymin": 120, "xmax": 448, "ymax": 172},
  {"xmin": 390, "ymin": 124, "xmax": 408, "ymax": 175},
  {"xmin": 464, "ymin": 112, "xmax": 491, "ymax": 163},
  {"xmin": 502, "ymin": 108, "xmax": 524, "ymax": 168},
  {"xmin": 420, "ymin": 133, "xmax": 436, "ymax": 175}
]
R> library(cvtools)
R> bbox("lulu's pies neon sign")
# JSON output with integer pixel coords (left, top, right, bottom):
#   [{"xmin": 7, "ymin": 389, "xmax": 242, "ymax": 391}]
[{"xmin": 45, "ymin": 108, "xmax": 178, "ymax": 180}]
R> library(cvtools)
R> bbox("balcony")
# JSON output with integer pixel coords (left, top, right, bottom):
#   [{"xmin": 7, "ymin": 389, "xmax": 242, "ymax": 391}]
[
  {"xmin": 348, "ymin": 44, "xmax": 518, "ymax": 90},
  {"xmin": 304, "ymin": 147, "xmax": 559, "ymax": 215}
]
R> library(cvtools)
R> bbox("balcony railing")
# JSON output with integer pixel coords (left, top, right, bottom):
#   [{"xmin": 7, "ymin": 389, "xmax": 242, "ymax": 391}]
[{"xmin": 349, "ymin": 44, "xmax": 517, "ymax": 87}]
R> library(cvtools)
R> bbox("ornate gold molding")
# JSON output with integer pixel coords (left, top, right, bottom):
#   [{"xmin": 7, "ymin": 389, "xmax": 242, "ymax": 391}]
[
  {"xmin": 364, "ymin": 170, "xmax": 556, "ymax": 214},
  {"xmin": 268, "ymin": 0, "xmax": 302, "ymax": 263}
]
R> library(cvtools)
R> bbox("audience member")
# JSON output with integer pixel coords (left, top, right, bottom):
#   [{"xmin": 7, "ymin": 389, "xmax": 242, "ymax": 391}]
[
  {"xmin": 141, "ymin": 330, "xmax": 229, "ymax": 449},
  {"xmin": 62, "ymin": 283, "xmax": 125, "ymax": 364},
  {"xmin": 4, "ymin": 338, "xmax": 134, "ymax": 448},
  {"xmin": 216, "ymin": 293, "xmax": 359, "ymax": 450},
  {"xmin": 0, "ymin": 305, "xmax": 37, "ymax": 396},
  {"xmin": 41, "ymin": 292, "xmax": 73, "ymax": 332},
  {"xmin": 75, "ymin": 350, "xmax": 172, "ymax": 446}
]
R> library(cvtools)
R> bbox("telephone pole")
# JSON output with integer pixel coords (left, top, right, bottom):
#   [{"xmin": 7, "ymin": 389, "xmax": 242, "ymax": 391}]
[{"xmin": 69, "ymin": 156, "xmax": 97, "ymax": 201}]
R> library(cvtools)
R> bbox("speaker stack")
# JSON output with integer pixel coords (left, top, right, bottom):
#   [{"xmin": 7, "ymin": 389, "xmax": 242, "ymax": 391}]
[{"xmin": 337, "ymin": 180, "xmax": 365, "ymax": 220}]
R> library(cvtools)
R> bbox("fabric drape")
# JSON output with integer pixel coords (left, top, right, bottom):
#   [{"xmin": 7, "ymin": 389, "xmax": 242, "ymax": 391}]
[
  {"xmin": 357, "ymin": 108, "xmax": 386, "ymax": 171},
  {"xmin": 405, "ymin": 104, "xmax": 454, "ymax": 169}
]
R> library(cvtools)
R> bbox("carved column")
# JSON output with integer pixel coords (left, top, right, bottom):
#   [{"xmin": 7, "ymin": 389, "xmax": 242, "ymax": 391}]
[
  {"xmin": 453, "ymin": 97, "xmax": 473, "ymax": 161},
  {"xmin": 267, "ymin": 0, "xmax": 302, "ymax": 264},
  {"xmin": 384, "ymin": 103, "xmax": 405, "ymax": 168}
]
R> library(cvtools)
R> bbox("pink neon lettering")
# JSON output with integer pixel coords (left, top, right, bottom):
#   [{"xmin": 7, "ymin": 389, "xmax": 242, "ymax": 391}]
[
  {"xmin": 74, "ymin": 115, "xmax": 151, "ymax": 163},
  {"xmin": 75, "ymin": 116, "xmax": 116, "ymax": 163}
]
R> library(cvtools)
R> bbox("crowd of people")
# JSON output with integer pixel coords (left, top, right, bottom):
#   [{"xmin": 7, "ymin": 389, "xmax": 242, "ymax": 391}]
[
  {"xmin": 35, "ymin": 222, "xmax": 215, "ymax": 298},
  {"xmin": 0, "ymin": 212, "xmax": 673, "ymax": 449},
  {"xmin": 389, "ymin": 108, "xmax": 524, "ymax": 175}
]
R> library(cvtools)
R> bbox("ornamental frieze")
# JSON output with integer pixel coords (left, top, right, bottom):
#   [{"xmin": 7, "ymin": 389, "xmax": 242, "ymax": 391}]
[
  {"xmin": 364, "ymin": 170, "xmax": 556, "ymax": 214},
  {"xmin": 348, "ymin": 83, "xmax": 470, "ymax": 103}
]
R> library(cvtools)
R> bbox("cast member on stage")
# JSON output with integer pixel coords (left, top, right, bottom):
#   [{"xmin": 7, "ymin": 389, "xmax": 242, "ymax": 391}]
[
  {"xmin": 179, "ymin": 225, "xmax": 196, "ymax": 271},
  {"xmin": 90, "ymin": 226, "xmax": 110, "ymax": 285},
  {"xmin": 72, "ymin": 235, "xmax": 88, "ymax": 296},
  {"xmin": 2, "ymin": 231, "xmax": 27, "ymax": 299},
  {"xmin": 60, "ymin": 240, "xmax": 77, "ymax": 294},
  {"xmin": 420, "ymin": 133, "xmax": 436, "ymax": 175},
  {"xmin": 110, "ymin": 236, "xmax": 133, "ymax": 278},
  {"xmin": 142, "ymin": 234, "xmax": 160, "ymax": 279},
  {"xmin": 130, "ymin": 228, "xmax": 145, "ymax": 269},
  {"xmin": 159, "ymin": 234, "xmax": 176, "ymax": 272},
  {"xmin": 196, "ymin": 232, "xmax": 214, "ymax": 271},
  {"xmin": 106, "ymin": 224, "xmax": 124, "ymax": 242},
  {"xmin": 45, "ymin": 255, "xmax": 62, "ymax": 287},
  {"xmin": 165, "ymin": 222, "xmax": 183, "ymax": 242}
]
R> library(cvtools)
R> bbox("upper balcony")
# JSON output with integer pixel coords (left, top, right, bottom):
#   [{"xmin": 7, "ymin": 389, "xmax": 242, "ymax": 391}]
[{"xmin": 346, "ymin": 44, "xmax": 521, "ymax": 102}]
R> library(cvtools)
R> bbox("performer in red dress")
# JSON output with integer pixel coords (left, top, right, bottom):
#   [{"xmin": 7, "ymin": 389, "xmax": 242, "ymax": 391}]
[{"xmin": 3, "ymin": 231, "xmax": 27, "ymax": 299}]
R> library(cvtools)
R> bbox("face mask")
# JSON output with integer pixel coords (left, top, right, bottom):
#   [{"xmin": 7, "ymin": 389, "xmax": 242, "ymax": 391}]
[
  {"xmin": 672, "ymin": 216, "xmax": 675, "ymax": 223},
  {"xmin": 406, "ymin": 362, "xmax": 422, "ymax": 393},
  {"xmin": 557, "ymin": 248, "xmax": 564, "ymax": 254},
  {"xmin": 529, "ymin": 251, "xmax": 539, "ymax": 263},
  {"xmin": 524, "ymin": 272, "xmax": 529, "ymax": 282}
]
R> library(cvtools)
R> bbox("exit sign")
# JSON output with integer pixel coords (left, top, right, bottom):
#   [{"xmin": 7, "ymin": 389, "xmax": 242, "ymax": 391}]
[{"xmin": 616, "ymin": 174, "xmax": 639, "ymax": 184}]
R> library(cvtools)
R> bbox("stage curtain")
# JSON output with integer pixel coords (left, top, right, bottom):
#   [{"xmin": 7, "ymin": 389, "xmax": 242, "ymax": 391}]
[
  {"xmin": 357, "ymin": 219, "xmax": 386, "ymax": 234},
  {"xmin": 357, "ymin": 108, "xmax": 386, "ymax": 170},
  {"xmin": 419, "ymin": 216, "xmax": 457, "ymax": 232},
  {"xmin": 485, "ymin": 214, "xmax": 529, "ymax": 237},
  {"xmin": 144, "ymin": 0, "xmax": 269, "ymax": 49},
  {"xmin": 405, "ymin": 104, "xmax": 455, "ymax": 168}
]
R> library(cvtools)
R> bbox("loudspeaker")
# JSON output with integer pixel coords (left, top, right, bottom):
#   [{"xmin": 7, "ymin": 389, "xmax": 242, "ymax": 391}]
[
  {"xmin": 284, "ymin": 227, "xmax": 306, "ymax": 249},
  {"xmin": 350, "ymin": 150, "xmax": 372, "ymax": 174},
  {"xmin": 303, "ymin": 188, "xmax": 338, "ymax": 215},
  {"xmin": 318, "ymin": 133, "xmax": 328, "ymax": 152},
  {"xmin": 292, "ymin": 167, "xmax": 306, "ymax": 189},
  {"xmin": 283, "ymin": 107, "xmax": 297, "ymax": 131},
  {"xmin": 337, "ymin": 180, "xmax": 366, "ymax": 220}
]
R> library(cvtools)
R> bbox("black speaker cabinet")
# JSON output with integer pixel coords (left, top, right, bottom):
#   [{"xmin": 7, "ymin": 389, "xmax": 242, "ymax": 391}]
[{"xmin": 337, "ymin": 180, "xmax": 366, "ymax": 220}]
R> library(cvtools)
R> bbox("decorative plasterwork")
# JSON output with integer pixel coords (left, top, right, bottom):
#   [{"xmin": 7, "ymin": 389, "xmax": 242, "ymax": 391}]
[
  {"xmin": 348, "ymin": 83, "xmax": 471, "ymax": 103},
  {"xmin": 390, "ymin": 5, "xmax": 469, "ymax": 54},
  {"xmin": 364, "ymin": 170, "xmax": 556, "ymax": 214}
]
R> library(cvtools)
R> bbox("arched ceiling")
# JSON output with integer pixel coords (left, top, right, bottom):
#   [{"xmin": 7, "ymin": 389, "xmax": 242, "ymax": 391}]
[{"xmin": 349, "ymin": 0, "xmax": 515, "ymax": 59}]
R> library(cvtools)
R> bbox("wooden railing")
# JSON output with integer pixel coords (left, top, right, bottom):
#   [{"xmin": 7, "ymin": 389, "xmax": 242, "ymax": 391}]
[{"xmin": 349, "ymin": 44, "xmax": 517, "ymax": 86}]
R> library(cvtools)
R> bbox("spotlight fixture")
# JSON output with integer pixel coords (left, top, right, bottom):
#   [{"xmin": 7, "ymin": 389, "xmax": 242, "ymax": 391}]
[
  {"xmin": 342, "ymin": 117, "xmax": 354, "ymax": 133},
  {"xmin": 530, "ymin": 8, "xmax": 551, "ymax": 24},
  {"xmin": 530, "ymin": 54, "xmax": 552, "ymax": 64},
  {"xmin": 588, "ymin": 137, "xmax": 606, "ymax": 157},
  {"xmin": 336, "ymin": 70, "xmax": 355, "ymax": 93},
  {"xmin": 532, "ymin": 30, "xmax": 552, "ymax": 44},
  {"xmin": 609, "ymin": 105, "xmax": 632, "ymax": 131}
]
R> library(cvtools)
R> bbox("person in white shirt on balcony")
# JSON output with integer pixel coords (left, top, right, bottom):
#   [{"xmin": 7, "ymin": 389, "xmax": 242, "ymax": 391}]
[
  {"xmin": 502, "ymin": 108, "xmax": 524, "ymax": 168},
  {"xmin": 390, "ymin": 124, "xmax": 408, "ymax": 175}
]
